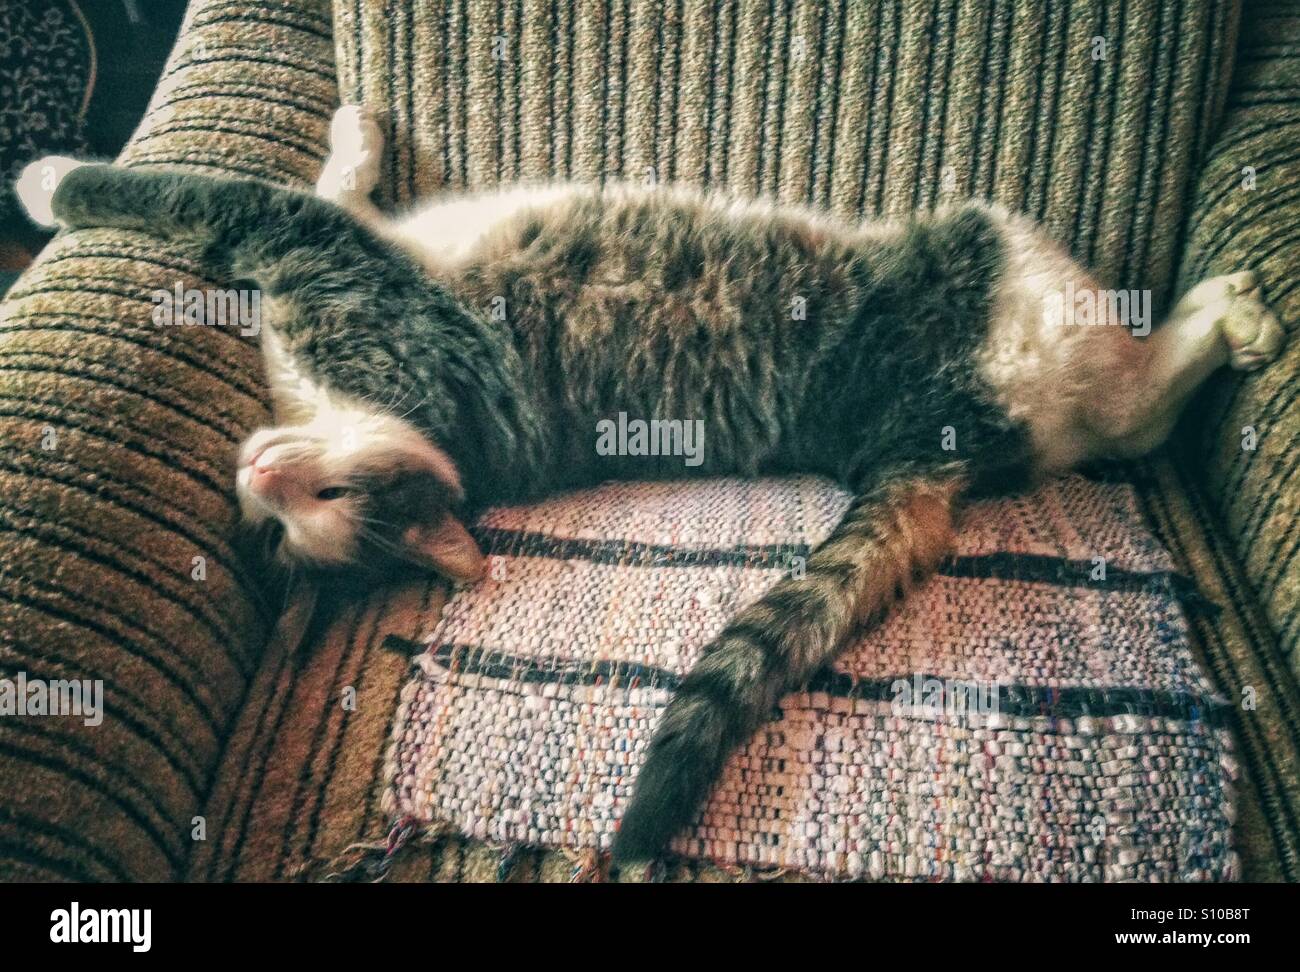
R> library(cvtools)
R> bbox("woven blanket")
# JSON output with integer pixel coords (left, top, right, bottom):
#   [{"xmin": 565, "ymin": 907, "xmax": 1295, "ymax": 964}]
[{"xmin": 384, "ymin": 474, "xmax": 1238, "ymax": 882}]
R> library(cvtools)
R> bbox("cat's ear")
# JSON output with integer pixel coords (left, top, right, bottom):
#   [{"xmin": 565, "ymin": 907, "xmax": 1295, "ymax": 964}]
[{"xmin": 402, "ymin": 515, "xmax": 486, "ymax": 582}]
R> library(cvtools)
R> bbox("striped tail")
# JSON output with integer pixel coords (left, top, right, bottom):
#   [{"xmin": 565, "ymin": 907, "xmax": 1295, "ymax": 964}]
[{"xmin": 611, "ymin": 467, "xmax": 966, "ymax": 864}]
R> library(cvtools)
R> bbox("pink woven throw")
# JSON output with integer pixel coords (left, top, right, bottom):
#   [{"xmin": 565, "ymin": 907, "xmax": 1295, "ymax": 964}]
[{"xmin": 384, "ymin": 474, "xmax": 1238, "ymax": 881}]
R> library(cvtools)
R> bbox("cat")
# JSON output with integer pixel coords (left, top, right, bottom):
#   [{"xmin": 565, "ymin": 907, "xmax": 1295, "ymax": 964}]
[{"xmin": 17, "ymin": 104, "xmax": 1286, "ymax": 865}]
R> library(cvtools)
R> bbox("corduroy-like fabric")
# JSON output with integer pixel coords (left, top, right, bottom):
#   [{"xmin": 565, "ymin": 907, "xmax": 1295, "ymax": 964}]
[
  {"xmin": 0, "ymin": 0, "xmax": 337, "ymax": 881},
  {"xmin": 1175, "ymin": 1, "xmax": 1300, "ymax": 682},
  {"xmin": 1134, "ymin": 456, "xmax": 1300, "ymax": 882},
  {"xmin": 333, "ymin": 0, "xmax": 1239, "ymax": 312}
]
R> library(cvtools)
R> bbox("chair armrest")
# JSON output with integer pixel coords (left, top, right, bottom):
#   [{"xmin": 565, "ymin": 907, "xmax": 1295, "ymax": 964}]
[
  {"xmin": 1174, "ymin": 2, "xmax": 1300, "ymax": 679},
  {"xmin": 0, "ymin": 0, "xmax": 335, "ymax": 881}
]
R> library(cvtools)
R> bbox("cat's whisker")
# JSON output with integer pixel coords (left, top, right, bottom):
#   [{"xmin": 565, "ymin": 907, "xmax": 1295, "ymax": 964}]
[
  {"xmin": 355, "ymin": 524, "xmax": 411, "ymax": 561},
  {"xmin": 390, "ymin": 393, "xmax": 432, "ymax": 423},
  {"xmin": 372, "ymin": 382, "xmax": 416, "ymax": 413}
]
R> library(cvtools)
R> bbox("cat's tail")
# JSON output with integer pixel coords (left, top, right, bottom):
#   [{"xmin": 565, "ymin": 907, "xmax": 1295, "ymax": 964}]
[
  {"xmin": 20, "ymin": 159, "xmax": 358, "ymax": 276},
  {"xmin": 610, "ymin": 465, "xmax": 966, "ymax": 865}
]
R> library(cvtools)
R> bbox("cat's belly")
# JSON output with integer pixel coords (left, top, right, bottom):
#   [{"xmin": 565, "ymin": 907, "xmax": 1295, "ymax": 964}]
[
  {"xmin": 426, "ymin": 184, "xmax": 872, "ymax": 483},
  {"xmin": 393, "ymin": 184, "xmax": 1084, "ymax": 489},
  {"xmin": 389, "ymin": 184, "xmax": 584, "ymax": 274}
]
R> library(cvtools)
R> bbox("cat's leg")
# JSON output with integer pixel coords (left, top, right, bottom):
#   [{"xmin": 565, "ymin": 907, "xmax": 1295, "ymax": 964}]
[
  {"xmin": 315, "ymin": 105, "xmax": 385, "ymax": 226},
  {"xmin": 612, "ymin": 466, "xmax": 965, "ymax": 864},
  {"xmin": 1086, "ymin": 272, "xmax": 1286, "ymax": 457}
]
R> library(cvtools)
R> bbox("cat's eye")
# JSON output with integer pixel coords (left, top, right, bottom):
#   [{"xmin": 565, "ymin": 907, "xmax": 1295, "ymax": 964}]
[{"xmin": 316, "ymin": 486, "xmax": 351, "ymax": 501}]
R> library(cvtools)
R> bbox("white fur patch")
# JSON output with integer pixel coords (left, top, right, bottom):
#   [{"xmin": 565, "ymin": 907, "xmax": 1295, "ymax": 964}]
[
  {"xmin": 974, "ymin": 204, "xmax": 1104, "ymax": 473},
  {"xmin": 236, "ymin": 311, "xmax": 465, "ymax": 565},
  {"xmin": 389, "ymin": 183, "xmax": 583, "ymax": 273},
  {"xmin": 15, "ymin": 155, "xmax": 87, "ymax": 228},
  {"xmin": 257, "ymin": 321, "xmax": 462, "ymax": 493}
]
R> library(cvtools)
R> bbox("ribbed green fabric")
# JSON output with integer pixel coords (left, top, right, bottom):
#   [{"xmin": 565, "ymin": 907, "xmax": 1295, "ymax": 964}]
[
  {"xmin": 334, "ymin": 0, "xmax": 1238, "ymax": 311},
  {"xmin": 0, "ymin": 0, "xmax": 337, "ymax": 881},
  {"xmin": 1135, "ymin": 456, "xmax": 1300, "ymax": 881},
  {"xmin": 1176, "ymin": 0, "xmax": 1300, "ymax": 682}
]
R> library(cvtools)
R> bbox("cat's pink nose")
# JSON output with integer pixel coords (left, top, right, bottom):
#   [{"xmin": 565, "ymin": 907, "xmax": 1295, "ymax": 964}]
[{"xmin": 248, "ymin": 463, "xmax": 289, "ymax": 504}]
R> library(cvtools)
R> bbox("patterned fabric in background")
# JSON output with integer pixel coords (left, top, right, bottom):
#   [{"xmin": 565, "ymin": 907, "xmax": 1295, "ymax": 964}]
[{"xmin": 0, "ymin": 0, "xmax": 91, "ymax": 230}]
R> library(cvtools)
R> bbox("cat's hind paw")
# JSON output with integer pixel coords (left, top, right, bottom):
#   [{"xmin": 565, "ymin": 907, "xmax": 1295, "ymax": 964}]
[
  {"xmin": 317, "ymin": 105, "xmax": 383, "ymax": 202},
  {"xmin": 1217, "ymin": 273, "xmax": 1287, "ymax": 372},
  {"xmin": 15, "ymin": 155, "xmax": 88, "ymax": 228},
  {"xmin": 329, "ymin": 105, "xmax": 383, "ymax": 158}
]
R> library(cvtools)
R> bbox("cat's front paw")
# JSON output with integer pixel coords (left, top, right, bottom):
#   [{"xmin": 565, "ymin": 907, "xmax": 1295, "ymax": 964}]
[
  {"xmin": 15, "ymin": 155, "xmax": 88, "ymax": 228},
  {"xmin": 1216, "ymin": 272, "xmax": 1287, "ymax": 371}
]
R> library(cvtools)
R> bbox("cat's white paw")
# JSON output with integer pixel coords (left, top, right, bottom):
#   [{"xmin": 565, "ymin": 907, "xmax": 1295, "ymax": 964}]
[
  {"xmin": 329, "ymin": 105, "xmax": 382, "ymax": 157},
  {"xmin": 15, "ymin": 155, "xmax": 87, "ymax": 227},
  {"xmin": 1179, "ymin": 271, "xmax": 1249, "ymax": 314},
  {"xmin": 317, "ymin": 105, "xmax": 383, "ymax": 201},
  {"xmin": 1213, "ymin": 272, "xmax": 1287, "ymax": 371}
]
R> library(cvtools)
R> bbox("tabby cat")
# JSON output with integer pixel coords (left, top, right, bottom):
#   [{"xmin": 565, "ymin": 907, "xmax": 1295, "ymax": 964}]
[{"xmin": 18, "ymin": 106, "xmax": 1285, "ymax": 863}]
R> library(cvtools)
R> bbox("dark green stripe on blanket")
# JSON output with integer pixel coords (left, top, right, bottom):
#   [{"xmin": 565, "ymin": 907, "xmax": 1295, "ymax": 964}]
[{"xmin": 387, "ymin": 638, "xmax": 1232, "ymax": 726}]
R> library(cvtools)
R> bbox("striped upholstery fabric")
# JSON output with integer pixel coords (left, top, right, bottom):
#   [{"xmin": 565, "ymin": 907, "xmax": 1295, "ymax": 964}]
[
  {"xmin": 0, "ymin": 0, "xmax": 336, "ymax": 881},
  {"xmin": 1136, "ymin": 456, "xmax": 1300, "ymax": 882},
  {"xmin": 334, "ymin": 0, "xmax": 1238, "ymax": 310},
  {"xmin": 1175, "ymin": 2, "xmax": 1300, "ymax": 681}
]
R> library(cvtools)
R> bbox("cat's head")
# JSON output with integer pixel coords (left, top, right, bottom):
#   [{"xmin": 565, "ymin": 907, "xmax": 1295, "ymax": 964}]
[{"xmin": 234, "ymin": 405, "xmax": 484, "ymax": 587}]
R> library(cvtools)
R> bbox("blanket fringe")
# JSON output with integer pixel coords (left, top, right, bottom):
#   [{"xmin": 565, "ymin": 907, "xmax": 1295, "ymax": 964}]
[
  {"xmin": 307, "ymin": 826, "xmax": 619, "ymax": 883},
  {"xmin": 496, "ymin": 842, "xmax": 526, "ymax": 882},
  {"xmin": 561, "ymin": 847, "xmax": 609, "ymax": 883},
  {"xmin": 314, "ymin": 817, "xmax": 445, "ymax": 883},
  {"xmin": 722, "ymin": 862, "xmax": 790, "ymax": 883}
]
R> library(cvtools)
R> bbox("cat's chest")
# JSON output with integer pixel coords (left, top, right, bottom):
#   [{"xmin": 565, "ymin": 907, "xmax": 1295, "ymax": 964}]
[{"xmin": 257, "ymin": 303, "xmax": 333, "ymax": 423}]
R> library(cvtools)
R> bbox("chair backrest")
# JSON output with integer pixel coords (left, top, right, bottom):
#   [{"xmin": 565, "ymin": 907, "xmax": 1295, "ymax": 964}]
[{"xmin": 334, "ymin": 0, "xmax": 1241, "ymax": 309}]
